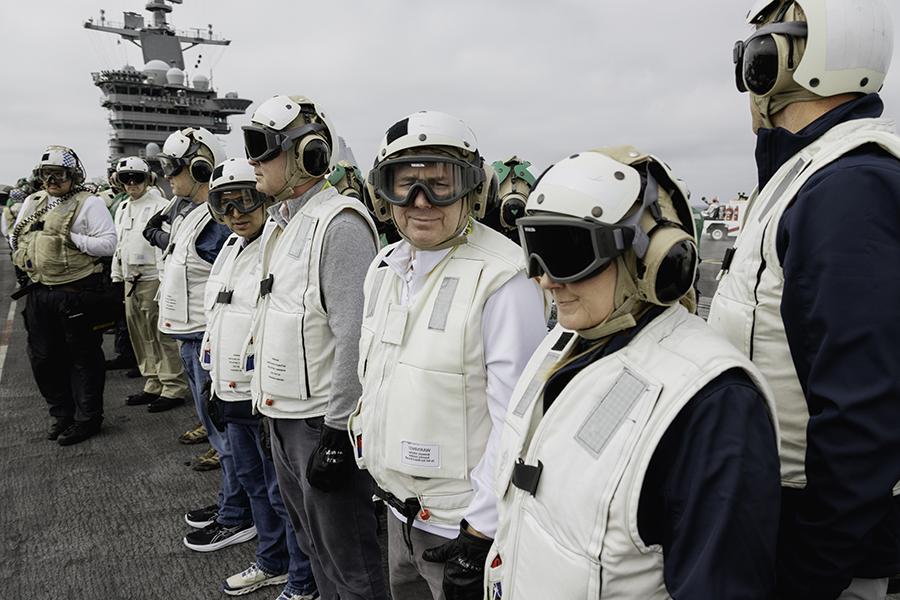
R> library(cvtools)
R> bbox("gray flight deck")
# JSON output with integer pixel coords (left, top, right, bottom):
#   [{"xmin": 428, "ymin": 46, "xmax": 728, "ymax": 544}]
[{"xmin": 1, "ymin": 242, "xmax": 896, "ymax": 599}]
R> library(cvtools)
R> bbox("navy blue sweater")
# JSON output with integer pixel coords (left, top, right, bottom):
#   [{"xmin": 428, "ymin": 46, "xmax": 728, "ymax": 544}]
[
  {"xmin": 757, "ymin": 93, "xmax": 900, "ymax": 599},
  {"xmin": 544, "ymin": 308, "xmax": 780, "ymax": 599}
]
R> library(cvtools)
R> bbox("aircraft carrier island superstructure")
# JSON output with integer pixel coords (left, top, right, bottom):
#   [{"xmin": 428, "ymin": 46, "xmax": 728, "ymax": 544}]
[{"xmin": 84, "ymin": 0, "xmax": 252, "ymax": 163}]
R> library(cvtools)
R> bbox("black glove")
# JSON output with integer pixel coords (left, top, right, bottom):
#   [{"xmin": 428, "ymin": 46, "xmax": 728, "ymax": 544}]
[
  {"xmin": 422, "ymin": 520, "xmax": 493, "ymax": 600},
  {"xmin": 206, "ymin": 394, "xmax": 226, "ymax": 432},
  {"xmin": 258, "ymin": 416, "xmax": 273, "ymax": 460},
  {"xmin": 142, "ymin": 211, "xmax": 165, "ymax": 242},
  {"xmin": 305, "ymin": 423, "xmax": 355, "ymax": 492}
]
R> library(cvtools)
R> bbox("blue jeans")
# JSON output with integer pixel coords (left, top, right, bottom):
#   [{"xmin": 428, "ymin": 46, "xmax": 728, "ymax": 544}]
[
  {"xmin": 175, "ymin": 334, "xmax": 250, "ymax": 526},
  {"xmin": 227, "ymin": 419, "xmax": 317, "ymax": 596}
]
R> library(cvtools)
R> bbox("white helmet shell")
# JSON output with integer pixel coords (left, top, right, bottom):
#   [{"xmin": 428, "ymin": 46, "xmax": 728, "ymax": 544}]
[
  {"xmin": 162, "ymin": 127, "xmax": 226, "ymax": 165},
  {"xmin": 209, "ymin": 158, "xmax": 257, "ymax": 192},
  {"xmin": 115, "ymin": 156, "xmax": 150, "ymax": 174},
  {"xmin": 39, "ymin": 145, "xmax": 80, "ymax": 170},
  {"xmin": 376, "ymin": 111, "xmax": 479, "ymax": 162},
  {"xmin": 748, "ymin": 0, "xmax": 894, "ymax": 97},
  {"xmin": 527, "ymin": 152, "xmax": 642, "ymax": 225}
]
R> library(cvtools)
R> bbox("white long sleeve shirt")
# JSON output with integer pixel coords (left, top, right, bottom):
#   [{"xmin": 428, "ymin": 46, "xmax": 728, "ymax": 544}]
[
  {"xmin": 11, "ymin": 193, "xmax": 117, "ymax": 257},
  {"xmin": 383, "ymin": 242, "xmax": 547, "ymax": 539}
]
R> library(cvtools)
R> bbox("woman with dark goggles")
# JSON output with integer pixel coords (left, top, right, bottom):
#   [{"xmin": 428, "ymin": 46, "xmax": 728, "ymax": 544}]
[
  {"xmin": 369, "ymin": 155, "xmax": 483, "ymax": 207},
  {"xmin": 517, "ymin": 216, "xmax": 634, "ymax": 284}
]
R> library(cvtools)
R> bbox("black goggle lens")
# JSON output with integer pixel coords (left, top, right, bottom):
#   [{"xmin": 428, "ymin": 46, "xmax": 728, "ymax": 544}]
[
  {"xmin": 118, "ymin": 172, "xmax": 147, "ymax": 185},
  {"xmin": 243, "ymin": 128, "xmax": 280, "ymax": 163},
  {"xmin": 521, "ymin": 223, "xmax": 604, "ymax": 281},
  {"xmin": 742, "ymin": 35, "xmax": 780, "ymax": 95}
]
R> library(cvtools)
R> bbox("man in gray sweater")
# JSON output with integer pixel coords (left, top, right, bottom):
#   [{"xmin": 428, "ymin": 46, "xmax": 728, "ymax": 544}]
[{"xmin": 243, "ymin": 95, "xmax": 387, "ymax": 600}]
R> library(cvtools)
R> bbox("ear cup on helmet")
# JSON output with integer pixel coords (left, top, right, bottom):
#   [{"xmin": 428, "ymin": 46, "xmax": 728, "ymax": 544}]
[
  {"xmin": 296, "ymin": 134, "xmax": 331, "ymax": 178},
  {"xmin": 189, "ymin": 156, "xmax": 213, "ymax": 183},
  {"xmin": 637, "ymin": 227, "xmax": 698, "ymax": 305},
  {"xmin": 470, "ymin": 164, "xmax": 497, "ymax": 219}
]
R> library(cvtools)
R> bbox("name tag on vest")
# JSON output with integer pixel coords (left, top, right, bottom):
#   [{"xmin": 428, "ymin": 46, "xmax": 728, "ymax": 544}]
[{"xmin": 401, "ymin": 441, "xmax": 440, "ymax": 468}]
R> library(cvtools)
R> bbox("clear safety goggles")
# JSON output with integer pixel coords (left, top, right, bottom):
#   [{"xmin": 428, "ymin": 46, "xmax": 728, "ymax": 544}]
[
  {"xmin": 36, "ymin": 167, "xmax": 70, "ymax": 185},
  {"xmin": 208, "ymin": 186, "xmax": 268, "ymax": 218},
  {"xmin": 733, "ymin": 21, "xmax": 808, "ymax": 95},
  {"xmin": 118, "ymin": 171, "xmax": 147, "ymax": 186},
  {"xmin": 369, "ymin": 155, "xmax": 484, "ymax": 207},
  {"xmin": 517, "ymin": 215, "xmax": 634, "ymax": 284},
  {"xmin": 242, "ymin": 122, "xmax": 326, "ymax": 163},
  {"xmin": 157, "ymin": 154, "xmax": 187, "ymax": 178}
]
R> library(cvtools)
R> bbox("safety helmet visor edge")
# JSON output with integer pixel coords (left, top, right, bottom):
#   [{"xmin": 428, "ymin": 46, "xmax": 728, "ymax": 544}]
[
  {"xmin": 370, "ymin": 155, "xmax": 484, "ymax": 207},
  {"xmin": 517, "ymin": 215, "xmax": 634, "ymax": 284}
]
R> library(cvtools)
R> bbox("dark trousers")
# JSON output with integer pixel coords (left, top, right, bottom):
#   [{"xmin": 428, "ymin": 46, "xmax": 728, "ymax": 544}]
[
  {"xmin": 113, "ymin": 314, "xmax": 135, "ymax": 361},
  {"xmin": 271, "ymin": 417, "xmax": 387, "ymax": 600},
  {"xmin": 24, "ymin": 284, "xmax": 105, "ymax": 423}
]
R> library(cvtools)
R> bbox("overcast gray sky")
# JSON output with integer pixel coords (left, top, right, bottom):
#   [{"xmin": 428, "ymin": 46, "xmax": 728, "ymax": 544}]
[{"xmin": 2, "ymin": 0, "xmax": 899, "ymax": 203}]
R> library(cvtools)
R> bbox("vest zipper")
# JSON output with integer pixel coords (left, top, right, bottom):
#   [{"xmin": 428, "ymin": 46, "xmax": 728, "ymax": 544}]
[{"xmin": 748, "ymin": 222, "xmax": 771, "ymax": 360}]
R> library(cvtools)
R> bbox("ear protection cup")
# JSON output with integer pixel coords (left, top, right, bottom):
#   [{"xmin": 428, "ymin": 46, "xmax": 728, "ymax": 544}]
[
  {"xmin": 189, "ymin": 156, "xmax": 213, "ymax": 183},
  {"xmin": 296, "ymin": 134, "xmax": 331, "ymax": 178},
  {"xmin": 470, "ymin": 163, "xmax": 497, "ymax": 220},
  {"xmin": 637, "ymin": 226, "xmax": 698, "ymax": 305}
]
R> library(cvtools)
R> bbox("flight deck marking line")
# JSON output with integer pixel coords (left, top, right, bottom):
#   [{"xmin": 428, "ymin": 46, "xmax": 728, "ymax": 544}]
[{"xmin": 0, "ymin": 300, "xmax": 18, "ymax": 384}]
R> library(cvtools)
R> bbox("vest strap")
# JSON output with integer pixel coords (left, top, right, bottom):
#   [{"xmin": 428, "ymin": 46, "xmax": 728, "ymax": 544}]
[
  {"xmin": 512, "ymin": 459, "xmax": 543, "ymax": 496},
  {"xmin": 259, "ymin": 274, "xmax": 274, "ymax": 297},
  {"xmin": 216, "ymin": 290, "xmax": 233, "ymax": 304},
  {"xmin": 373, "ymin": 484, "xmax": 421, "ymax": 556}
]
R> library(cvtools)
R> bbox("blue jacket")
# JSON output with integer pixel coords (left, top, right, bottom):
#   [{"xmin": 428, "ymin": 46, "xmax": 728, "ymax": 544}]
[
  {"xmin": 757, "ymin": 93, "xmax": 900, "ymax": 599},
  {"xmin": 544, "ymin": 307, "xmax": 780, "ymax": 599}
]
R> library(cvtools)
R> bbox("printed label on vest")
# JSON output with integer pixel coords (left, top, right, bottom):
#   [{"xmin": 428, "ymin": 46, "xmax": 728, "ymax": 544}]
[{"xmin": 401, "ymin": 441, "xmax": 441, "ymax": 468}]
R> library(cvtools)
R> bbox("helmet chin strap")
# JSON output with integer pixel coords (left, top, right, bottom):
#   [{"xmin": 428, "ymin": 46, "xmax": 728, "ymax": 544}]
[
  {"xmin": 576, "ymin": 254, "xmax": 649, "ymax": 341},
  {"xmin": 751, "ymin": 86, "xmax": 822, "ymax": 129}
]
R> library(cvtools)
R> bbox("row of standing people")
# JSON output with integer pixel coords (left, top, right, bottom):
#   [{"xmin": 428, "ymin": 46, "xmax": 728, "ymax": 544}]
[{"xmin": 10, "ymin": 1, "xmax": 900, "ymax": 598}]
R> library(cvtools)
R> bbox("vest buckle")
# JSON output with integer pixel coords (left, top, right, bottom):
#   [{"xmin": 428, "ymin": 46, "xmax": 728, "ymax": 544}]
[
  {"xmin": 216, "ymin": 290, "xmax": 234, "ymax": 304},
  {"xmin": 512, "ymin": 459, "xmax": 543, "ymax": 496},
  {"xmin": 259, "ymin": 274, "xmax": 275, "ymax": 297}
]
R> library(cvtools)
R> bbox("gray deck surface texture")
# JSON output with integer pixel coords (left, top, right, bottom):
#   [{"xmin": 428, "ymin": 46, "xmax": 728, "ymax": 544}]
[{"xmin": 1, "ymin": 242, "xmax": 897, "ymax": 600}]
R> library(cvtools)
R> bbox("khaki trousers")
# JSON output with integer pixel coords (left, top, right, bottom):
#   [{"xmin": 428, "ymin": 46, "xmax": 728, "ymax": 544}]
[{"xmin": 124, "ymin": 278, "xmax": 189, "ymax": 398}]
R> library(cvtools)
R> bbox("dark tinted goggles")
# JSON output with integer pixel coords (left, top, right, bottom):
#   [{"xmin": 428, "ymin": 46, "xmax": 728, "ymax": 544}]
[
  {"xmin": 242, "ymin": 122, "xmax": 326, "ymax": 163},
  {"xmin": 733, "ymin": 21, "xmax": 808, "ymax": 95},
  {"xmin": 158, "ymin": 154, "xmax": 186, "ymax": 178},
  {"xmin": 517, "ymin": 216, "xmax": 634, "ymax": 284},
  {"xmin": 208, "ymin": 187, "xmax": 268, "ymax": 217},
  {"xmin": 370, "ymin": 155, "xmax": 483, "ymax": 207},
  {"xmin": 118, "ymin": 171, "xmax": 147, "ymax": 185}
]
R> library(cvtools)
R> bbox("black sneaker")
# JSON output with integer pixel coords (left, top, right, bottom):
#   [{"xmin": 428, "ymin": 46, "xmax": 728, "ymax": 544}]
[
  {"xmin": 57, "ymin": 421, "xmax": 102, "ymax": 446},
  {"xmin": 47, "ymin": 418, "xmax": 73, "ymax": 441},
  {"xmin": 126, "ymin": 391, "xmax": 158, "ymax": 406},
  {"xmin": 184, "ymin": 503, "xmax": 219, "ymax": 528},
  {"xmin": 147, "ymin": 396, "xmax": 185, "ymax": 413},
  {"xmin": 183, "ymin": 521, "xmax": 256, "ymax": 552}
]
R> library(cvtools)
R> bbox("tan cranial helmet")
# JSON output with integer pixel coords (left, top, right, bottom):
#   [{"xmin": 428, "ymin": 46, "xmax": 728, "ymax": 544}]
[
  {"xmin": 243, "ymin": 94, "xmax": 336, "ymax": 202},
  {"xmin": 735, "ymin": 0, "xmax": 894, "ymax": 128},
  {"xmin": 520, "ymin": 146, "xmax": 698, "ymax": 312}
]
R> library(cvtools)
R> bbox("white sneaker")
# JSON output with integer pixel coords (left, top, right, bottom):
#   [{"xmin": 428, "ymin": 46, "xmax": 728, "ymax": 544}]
[{"xmin": 223, "ymin": 562, "xmax": 288, "ymax": 596}]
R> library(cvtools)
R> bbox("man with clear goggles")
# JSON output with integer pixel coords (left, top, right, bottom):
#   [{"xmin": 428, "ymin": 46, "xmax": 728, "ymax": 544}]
[
  {"xmin": 10, "ymin": 145, "xmax": 117, "ymax": 446},
  {"xmin": 110, "ymin": 156, "xmax": 187, "ymax": 413},
  {"xmin": 350, "ymin": 111, "xmax": 546, "ymax": 600},
  {"xmin": 487, "ymin": 148, "xmax": 779, "ymax": 600},
  {"xmin": 712, "ymin": 2, "xmax": 900, "ymax": 599}
]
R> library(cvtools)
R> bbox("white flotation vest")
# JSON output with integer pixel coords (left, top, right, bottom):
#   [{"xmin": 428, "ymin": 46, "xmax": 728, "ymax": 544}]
[
  {"xmin": 158, "ymin": 203, "xmax": 216, "ymax": 335},
  {"xmin": 708, "ymin": 117, "xmax": 900, "ymax": 490},
  {"xmin": 113, "ymin": 188, "xmax": 167, "ymax": 280},
  {"xmin": 487, "ymin": 305, "xmax": 776, "ymax": 600},
  {"xmin": 248, "ymin": 186, "xmax": 378, "ymax": 418},
  {"xmin": 348, "ymin": 221, "xmax": 525, "ymax": 528},
  {"xmin": 201, "ymin": 234, "xmax": 260, "ymax": 400}
]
